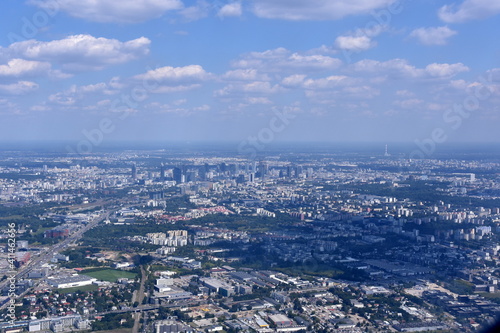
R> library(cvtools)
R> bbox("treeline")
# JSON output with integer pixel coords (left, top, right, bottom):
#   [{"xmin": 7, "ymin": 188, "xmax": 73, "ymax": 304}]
[{"xmin": 91, "ymin": 313, "xmax": 133, "ymax": 331}]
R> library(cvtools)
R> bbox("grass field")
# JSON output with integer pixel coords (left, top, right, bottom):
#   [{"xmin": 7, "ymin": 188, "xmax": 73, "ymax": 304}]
[
  {"xmin": 81, "ymin": 269, "xmax": 137, "ymax": 282},
  {"xmin": 58, "ymin": 284, "xmax": 99, "ymax": 294}
]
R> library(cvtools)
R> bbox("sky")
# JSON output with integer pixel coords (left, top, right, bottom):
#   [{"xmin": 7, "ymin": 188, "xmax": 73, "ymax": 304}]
[{"xmin": 0, "ymin": 0, "xmax": 499, "ymax": 148}]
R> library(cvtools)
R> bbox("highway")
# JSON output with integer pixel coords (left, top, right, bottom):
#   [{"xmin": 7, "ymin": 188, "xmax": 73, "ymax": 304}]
[{"xmin": 0, "ymin": 209, "xmax": 114, "ymax": 309}]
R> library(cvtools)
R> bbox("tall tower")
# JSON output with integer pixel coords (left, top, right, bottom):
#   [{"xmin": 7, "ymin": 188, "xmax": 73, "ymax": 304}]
[{"xmin": 384, "ymin": 144, "xmax": 390, "ymax": 157}]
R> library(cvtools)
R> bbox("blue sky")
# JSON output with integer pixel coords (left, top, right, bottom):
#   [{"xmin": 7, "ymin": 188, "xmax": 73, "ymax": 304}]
[{"xmin": 0, "ymin": 0, "xmax": 499, "ymax": 146}]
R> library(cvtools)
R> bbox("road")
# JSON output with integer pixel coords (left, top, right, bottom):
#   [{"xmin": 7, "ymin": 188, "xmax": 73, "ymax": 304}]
[
  {"xmin": 132, "ymin": 266, "xmax": 147, "ymax": 333},
  {"xmin": 0, "ymin": 209, "xmax": 114, "ymax": 309}
]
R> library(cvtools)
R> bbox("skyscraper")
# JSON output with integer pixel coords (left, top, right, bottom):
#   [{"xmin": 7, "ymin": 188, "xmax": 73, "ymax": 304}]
[
  {"xmin": 160, "ymin": 163, "xmax": 167, "ymax": 180},
  {"xmin": 131, "ymin": 164, "xmax": 137, "ymax": 180},
  {"xmin": 173, "ymin": 167, "xmax": 183, "ymax": 184}
]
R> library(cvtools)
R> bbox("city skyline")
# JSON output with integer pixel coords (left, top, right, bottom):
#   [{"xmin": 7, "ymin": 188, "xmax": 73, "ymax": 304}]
[{"xmin": 0, "ymin": 0, "xmax": 499, "ymax": 144}]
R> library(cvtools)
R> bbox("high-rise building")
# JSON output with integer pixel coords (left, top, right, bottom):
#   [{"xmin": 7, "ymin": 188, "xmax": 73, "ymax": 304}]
[
  {"xmin": 160, "ymin": 163, "xmax": 167, "ymax": 180},
  {"xmin": 131, "ymin": 164, "xmax": 137, "ymax": 180},
  {"xmin": 258, "ymin": 161, "xmax": 268, "ymax": 179},
  {"xmin": 173, "ymin": 167, "xmax": 183, "ymax": 184}
]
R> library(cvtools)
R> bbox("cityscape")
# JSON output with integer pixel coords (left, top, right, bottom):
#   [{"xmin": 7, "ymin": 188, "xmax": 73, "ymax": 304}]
[
  {"xmin": 0, "ymin": 143, "xmax": 499, "ymax": 332},
  {"xmin": 1, "ymin": 0, "xmax": 500, "ymax": 332}
]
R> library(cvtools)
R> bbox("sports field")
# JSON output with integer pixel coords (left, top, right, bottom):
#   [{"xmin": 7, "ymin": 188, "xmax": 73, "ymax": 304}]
[
  {"xmin": 58, "ymin": 284, "xmax": 99, "ymax": 294},
  {"xmin": 81, "ymin": 269, "xmax": 137, "ymax": 282}
]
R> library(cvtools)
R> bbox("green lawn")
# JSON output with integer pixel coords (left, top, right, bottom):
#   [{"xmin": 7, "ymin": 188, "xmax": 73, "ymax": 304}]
[
  {"xmin": 81, "ymin": 269, "xmax": 137, "ymax": 282},
  {"xmin": 58, "ymin": 284, "xmax": 99, "ymax": 294}
]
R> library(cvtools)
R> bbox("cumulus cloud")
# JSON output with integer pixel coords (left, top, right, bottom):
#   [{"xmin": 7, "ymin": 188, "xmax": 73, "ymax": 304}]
[
  {"xmin": 30, "ymin": 0, "xmax": 183, "ymax": 23},
  {"xmin": 352, "ymin": 59, "xmax": 421, "ymax": 78},
  {"xmin": 147, "ymin": 102, "xmax": 211, "ymax": 115},
  {"xmin": 396, "ymin": 90, "xmax": 415, "ymax": 97},
  {"xmin": 134, "ymin": 65, "xmax": 211, "ymax": 83},
  {"xmin": 232, "ymin": 48, "xmax": 342, "ymax": 72},
  {"xmin": 0, "ymin": 81, "xmax": 38, "ymax": 95},
  {"xmin": 222, "ymin": 69, "xmax": 270, "ymax": 81},
  {"xmin": 352, "ymin": 59, "xmax": 469, "ymax": 79},
  {"xmin": 342, "ymin": 86, "xmax": 380, "ymax": 98},
  {"xmin": 281, "ymin": 74, "xmax": 307, "ymax": 87},
  {"xmin": 0, "ymin": 59, "xmax": 50, "ymax": 77},
  {"xmin": 303, "ymin": 76, "xmax": 353, "ymax": 90},
  {"xmin": 393, "ymin": 98, "xmax": 424, "ymax": 109},
  {"xmin": 4, "ymin": 35, "xmax": 150, "ymax": 71},
  {"xmin": 48, "ymin": 82, "xmax": 118, "ymax": 106},
  {"xmin": 425, "ymin": 63, "xmax": 469, "ymax": 77},
  {"xmin": 218, "ymin": 2, "xmax": 243, "ymax": 17},
  {"xmin": 179, "ymin": 1, "xmax": 210, "ymax": 22},
  {"xmin": 132, "ymin": 65, "xmax": 210, "ymax": 93},
  {"xmin": 152, "ymin": 84, "xmax": 202, "ymax": 93},
  {"xmin": 242, "ymin": 81, "xmax": 282, "ymax": 93},
  {"xmin": 334, "ymin": 25, "xmax": 386, "ymax": 51},
  {"xmin": 215, "ymin": 81, "xmax": 282, "ymax": 97},
  {"xmin": 246, "ymin": 97, "xmax": 272, "ymax": 104},
  {"xmin": 410, "ymin": 26, "xmax": 457, "ymax": 45},
  {"xmin": 438, "ymin": 0, "xmax": 500, "ymax": 23},
  {"xmin": 251, "ymin": 0, "xmax": 397, "ymax": 20},
  {"xmin": 335, "ymin": 36, "xmax": 374, "ymax": 51}
]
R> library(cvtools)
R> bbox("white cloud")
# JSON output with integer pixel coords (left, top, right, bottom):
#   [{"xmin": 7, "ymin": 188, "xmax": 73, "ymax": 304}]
[
  {"xmin": 425, "ymin": 63, "xmax": 469, "ymax": 77},
  {"xmin": 134, "ymin": 65, "xmax": 210, "ymax": 83},
  {"xmin": 427, "ymin": 103, "xmax": 447, "ymax": 111},
  {"xmin": 352, "ymin": 59, "xmax": 469, "ymax": 79},
  {"xmin": 251, "ymin": 0, "xmax": 397, "ymax": 20},
  {"xmin": 410, "ymin": 26, "xmax": 457, "ymax": 46},
  {"xmin": 303, "ymin": 76, "xmax": 352, "ymax": 90},
  {"xmin": 0, "ymin": 59, "xmax": 50, "ymax": 77},
  {"xmin": 215, "ymin": 81, "xmax": 282, "ymax": 97},
  {"xmin": 396, "ymin": 90, "xmax": 415, "ymax": 97},
  {"xmin": 151, "ymin": 84, "xmax": 202, "ymax": 94},
  {"xmin": 334, "ymin": 25, "xmax": 386, "ymax": 51},
  {"xmin": 281, "ymin": 74, "xmax": 307, "ymax": 87},
  {"xmin": 438, "ymin": 0, "xmax": 500, "ymax": 23},
  {"xmin": 222, "ymin": 69, "xmax": 270, "ymax": 81},
  {"xmin": 233, "ymin": 48, "xmax": 342, "ymax": 72},
  {"xmin": 30, "ymin": 0, "xmax": 183, "ymax": 23},
  {"xmin": 242, "ymin": 81, "xmax": 282, "ymax": 93},
  {"xmin": 335, "ymin": 36, "xmax": 374, "ymax": 51},
  {"xmin": 393, "ymin": 98, "xmax": 424, "ymax": 109},
  {"xmin": 0, "ymin": 81, "xmax": 38, "ymax": 95},
  {"xmin": 342, "ymin": 86, "xmax": 380, "ymax": 98},
  {"xmin": 179, "ymin": 1, "xmax": 210, "ymax": 22},
  {"xmin": 48, "ymin": 82, "xmax": 118, "ymax": 105},
  {"xmin": 193, "ymin": 104, "xmax": 211, "ymax": 111},
  {"xmin": 147, "ymin": 102, "xmax": 210, "ymax": 115},
  {"xmin": 173, "ymin": 99, "xmax": 187, "ymax": 105},
  {"xmin": 30, "ymin": 104, "xmax": 51, "ymax": 112},
  {"xmin": 218, "ymin": 2, "xmax": 243, "ymax": 17},
  {"xmin": 109, "ymin": 65, "xmax": 205, "ymax": 95},
  {"xmin": 246, "ymin": 97, "xmax": 272, "ymax": 104},
  {"xmin": 449, "ymin": 79, "xmax": 468, "ymax": 90},
  {"xmin": 5, "ymin": 35, "xmax": 150, "ymax": 71},
  {"xmin": 352, "ymin": 59, "xmax": 421, "ymax": 78}
]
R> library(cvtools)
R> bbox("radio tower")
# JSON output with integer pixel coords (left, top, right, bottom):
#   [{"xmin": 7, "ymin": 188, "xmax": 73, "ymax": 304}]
[{"xmin": 384, "ymin": 144, "xmax": 390, "ymax": 157}]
